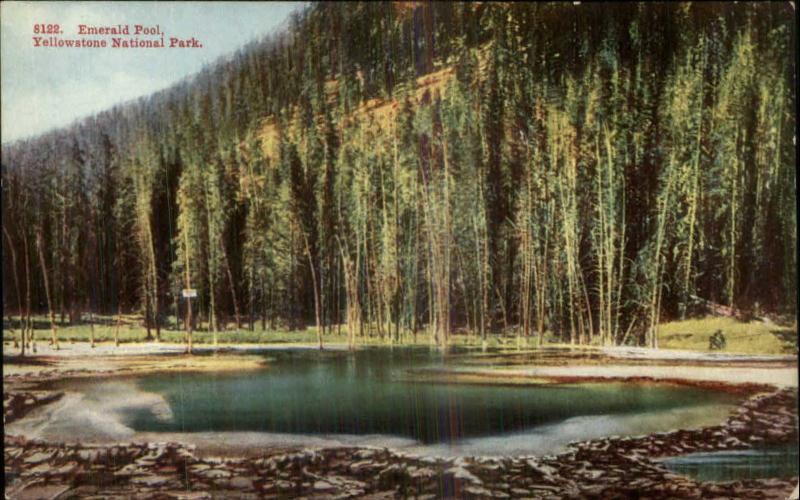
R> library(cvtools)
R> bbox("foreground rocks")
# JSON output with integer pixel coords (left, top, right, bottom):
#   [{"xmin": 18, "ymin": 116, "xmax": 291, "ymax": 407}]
[
  {"xmin": 3, "ymin": 388, "xmax": 797, "ymax": 499},
  {"xmin": 3, "ymin": 390, "xmax": 63, "ymax": 425}
]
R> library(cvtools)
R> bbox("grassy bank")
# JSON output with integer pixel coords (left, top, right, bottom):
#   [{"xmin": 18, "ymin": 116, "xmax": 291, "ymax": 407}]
[
  {"xmin": 1, "ymin": 314, "xmax": 487, "ymax": 348},
  {"xmin": 2, "ymin": 315, "xmax": 796, "ymax": 355},
  {"xmin": 657, "ymin": 317, "xmax": 796, "ymax": 355}
]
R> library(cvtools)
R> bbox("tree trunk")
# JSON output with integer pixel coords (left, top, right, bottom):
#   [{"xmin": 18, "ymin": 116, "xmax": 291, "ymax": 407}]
[
  {"xmin": 302, "ymin": 230, "xmax": 323, "ymax": 350},
  {"xmin": 248, "ymin": 270, "xmax": 254, "ymax": 331},
  {"xmin": 220, "ymin": 235, "xmax": 241, "ymax": 330},
  {"xmin": 87, "ymin": 298, "xmax": 95, "ymax": 348},
  {"xmin": 145, "ymin": 294, "xmax": 153, "ymax": 341},
  {"xmin": 23, "ymin": 231, "xmax": 35, "ymax": 353},
  {"xmin": 36, "ymin": 231, "xmax": 58, "ymax": 350},
  {"xmin": 148, "ymin": 229, "xmax": 160, "ymax": 342},
  {"xmin": 115, "ymin": 301, "xmax": 122, "ymax": 347},
  {"xmin": 261, "ymin": 277, "xmax": 267, "ymax": 331},
  {"xmin": 183, "ymin": 227, "xmax": 194, "ymax": 354},
  {"xmin": 3, "ymin": 226, "xmax": 25, "ymax": 356}
]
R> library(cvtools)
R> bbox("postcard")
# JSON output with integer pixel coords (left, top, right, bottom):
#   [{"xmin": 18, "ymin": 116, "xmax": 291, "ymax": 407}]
[{"xmin": 2, "ymin": 2, "xmax": 797, "ymax": 498}]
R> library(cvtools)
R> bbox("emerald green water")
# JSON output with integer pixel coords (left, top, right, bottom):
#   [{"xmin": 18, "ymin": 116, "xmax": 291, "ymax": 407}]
[{"xmin": 103, "ymin": 347, "xmax": 736, "ymax": 444}]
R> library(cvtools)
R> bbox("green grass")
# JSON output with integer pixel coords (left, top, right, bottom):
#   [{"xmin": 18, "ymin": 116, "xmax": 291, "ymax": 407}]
[
  {"xmin": 657, "ymin": 316, "xmax": 797, "ymax": 355},
  {"xmin": 1, "ymin": 314, "xmax": 498, "ymax": 348},
  {"xmin": 3, "ymin": 314, "xmax": 796, "ymax": 355}
]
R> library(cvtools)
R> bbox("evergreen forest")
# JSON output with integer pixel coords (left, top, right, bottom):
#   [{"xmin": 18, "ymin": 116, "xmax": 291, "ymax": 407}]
[{"xmin": 2, "ymin": 2, "xmax": 796, "ymax": 350}]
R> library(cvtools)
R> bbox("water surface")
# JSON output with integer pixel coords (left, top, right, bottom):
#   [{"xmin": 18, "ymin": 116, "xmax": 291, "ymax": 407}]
[
  {"xmin": 38, "ymin": 347, "xmax": 741, "ymax": 455},
  {"xmin": 662, "ymin": 445, "xmax": 799, "ymax": 482},
  {"xmin": 90, "ymin": 349, "xmax": 733, "ymax": 438}
]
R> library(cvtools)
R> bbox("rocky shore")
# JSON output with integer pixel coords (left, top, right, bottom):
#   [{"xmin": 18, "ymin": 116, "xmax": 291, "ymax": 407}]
[
  {"xmin": 4, "ymin": 390, "xmax": 63, "ymax": 425},
  {"xmin": 4, "ymin": 380, "xmax": 797, "ymax": 499}
]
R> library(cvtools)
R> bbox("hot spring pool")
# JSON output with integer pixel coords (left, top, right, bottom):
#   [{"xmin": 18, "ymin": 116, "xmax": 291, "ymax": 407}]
[{"xmin": 32, "ymin": 347, "xmax": 743, "ymax": 456}]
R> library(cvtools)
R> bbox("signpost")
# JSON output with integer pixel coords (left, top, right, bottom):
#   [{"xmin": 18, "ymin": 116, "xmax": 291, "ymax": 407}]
[{"xmin": 182, "ymin": 288, "xmax": 196, "ymax": 354}]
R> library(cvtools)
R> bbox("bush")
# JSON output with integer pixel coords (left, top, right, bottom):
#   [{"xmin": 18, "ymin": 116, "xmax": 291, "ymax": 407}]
[{"xmin": 709, "ymin": 330, "xmax": 727, "ymax": 350}]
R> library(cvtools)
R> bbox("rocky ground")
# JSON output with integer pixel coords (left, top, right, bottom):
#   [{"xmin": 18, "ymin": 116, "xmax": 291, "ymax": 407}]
[
  {"xmin": 4, "ymin": 390, "xmax": 63, "ymax": 425},
  {"xmin": 3, "ymin": 383, "xmax": 797, "ymax": 499}
]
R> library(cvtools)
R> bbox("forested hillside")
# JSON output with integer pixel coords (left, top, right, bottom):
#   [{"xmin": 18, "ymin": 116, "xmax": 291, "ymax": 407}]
[{"xmin": 2, "ymin": 2, "xmax": 796, "ymax": 348}]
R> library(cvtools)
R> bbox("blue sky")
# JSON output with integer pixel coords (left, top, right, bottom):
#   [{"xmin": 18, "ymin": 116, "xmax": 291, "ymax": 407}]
[{"xmin": 1, "ymin": 1, "xmax": 304, "ymax": 144}]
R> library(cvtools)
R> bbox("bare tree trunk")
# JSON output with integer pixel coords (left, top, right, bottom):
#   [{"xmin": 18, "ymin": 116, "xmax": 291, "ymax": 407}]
[
  {"xmin": 260, "ymin": 277, "xmax": 267, "ymax": 331},
  {"xmin": 115, "ymin": 302, "xmax": 122, "ymax": 347},
  {"xmin": 302, "ymin": 230, "xmax": 323, "ymax": 350},
  {"xmin": 337, "ymin": 236, "xmax": 360, "ymax": 350},
  {"xmin": 36, "ymin": 230, "xmax": 58, "ymax": 350},
  {"xmin": 145, "ymin": 294, "xmax": 153, "ymax": 341},
  {"xmin": 174, "ymin": 291, "xmax": 180, "ymax": 330},
  {"xmin": 6, "ymin": 313, "xmax": 18, "ymax": 350},
  {"xmin": 87, "ymin": 298, "xmax": 95, "ymax": 348},
  {"xmin": 220, "ymin": 235, "xmax": 241, "ymax": 330},
  {"xmin": 3, "ymin": 226, "xmax": 25, "ymax": 356},
  {"xmin": 248, "ymin": 270, "xmax": 254, "ymax": 331},
  {"xmin": 148, "ymin": 231, "xmax": 160, "ymax": 342},
  {"xmin": 183, "ymin": 228, "xmax": 194, "ymax": 355},
  {"xmin": 60, "ymin": 199, "xmax": 67, "ymax": 326},
  {"xmin": 335, "ymin": 257, "xmax": 341, "ymax": 338},
  {"xmin": 23, "ymin": 231, "xmax": 35, "ymax": 353}
]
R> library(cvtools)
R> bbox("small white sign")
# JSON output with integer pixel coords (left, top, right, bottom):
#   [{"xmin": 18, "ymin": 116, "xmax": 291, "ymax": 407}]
[{"xmin": 182, "ymin": 289, "xmax": 198, "ymax": 298}]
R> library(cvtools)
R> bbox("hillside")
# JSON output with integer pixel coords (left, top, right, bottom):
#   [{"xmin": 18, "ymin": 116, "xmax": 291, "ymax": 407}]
[{"xmin": 1, "ymin": 2, "xmax": 796, "ymax": 349}]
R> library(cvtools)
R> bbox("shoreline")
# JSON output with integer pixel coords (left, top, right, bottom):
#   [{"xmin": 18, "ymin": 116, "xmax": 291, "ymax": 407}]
[{"xmin": 3, "ymin": 343, "xmax": 798, "ymax": 498}]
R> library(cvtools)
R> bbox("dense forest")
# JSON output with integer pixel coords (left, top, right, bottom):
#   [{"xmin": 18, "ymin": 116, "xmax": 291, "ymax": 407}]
[{"xmin": 2, "ymin": 2, "xmax": 796, "ymax": 350}]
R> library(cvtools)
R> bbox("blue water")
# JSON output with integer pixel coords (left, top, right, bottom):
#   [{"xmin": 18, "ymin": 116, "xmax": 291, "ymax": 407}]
[
  {"xmin": 662, "ymin": 445, "xmax": 799, "ymax": 482},
  {"xmin": 108, "ymin": 347, "xmax": 737, "ymax": 444}
]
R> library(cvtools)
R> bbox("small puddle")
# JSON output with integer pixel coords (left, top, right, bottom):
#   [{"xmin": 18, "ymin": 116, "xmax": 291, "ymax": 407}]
[{"xmin": 661, "ymin": 445, "xmax": 799, "ymax": 482}]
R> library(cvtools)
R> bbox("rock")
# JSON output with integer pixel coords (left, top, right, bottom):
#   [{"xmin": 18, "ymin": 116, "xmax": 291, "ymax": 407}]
[
  {"xmin": 161, "ymin": 491, "xmax": 212, "ymax": 499},
  {"xmin": 410, "ymin": 466, "xmax": 436, "ymax": 480},
  {"xmin": 580, "ymin": 484, "xmax": 607, "ymax": 496},
  {"xmin": 479, "ymin": 462, "xmax": 503, "ymax": 472},
  {"xmin": 77, "ymin": 449, "xmax": 103, "ymax": 461},
  {"xmin": 463, "ymin": 485, "xmax": 493, "ymax": 497},
  {"xmin": 354, "ymin": 449, "xmax": 377, "ymax": 460},
  {"xmin": 314, "ymin": 480, "xmax": 335, "ymax": 491},
  {"xmin": 53, "ymin": 462, "xmax": 79, "ymax": 475},
  {"xmin": 444, "ymin": 465, "xmax": 482, "ymax": 485},
  {"xmin": 275, "ymin": 480, "xmax": 293, "ymax": 490},
  {"xmin": 229, "ymin": 476, "xmax": 255, "ymax": 490},
  {"xmin": 529, "ymin": 484, "xmax": 561, "ymax": 492},
  {"xmin": 198, "ymin": 468, "xmax": 231, "ymax": 479},
  {"xmin": 582, "ymin": 469, "xmax": 604, "ymax": 480},
  {"xmin": 349, "ymin": 460, "xmax": 374, "ymax": 474},
  {"xmin": 378, "ymin": 463, "xmax": 409, "ymax": 482},
  {"xmin": 14, "ymin": 483, "xmax": 71, "ymax": 500},
  {"xmin": 527, "ymin": 460, "xmax": 558, "ymax": 477},
  {"xmin": 766, "ymin": 429, "xmax": 785, "ymax": 439},
  {"xmin": 130, "ymin": 474, "xmax": 172, "ymax": 487},
  {"xmin": 23, "ymin": 450, "xmax": 56, "ymax": 465},
  {"xmin": 114, "ymin": 463, "xmax": 144, "ymax": 476}
]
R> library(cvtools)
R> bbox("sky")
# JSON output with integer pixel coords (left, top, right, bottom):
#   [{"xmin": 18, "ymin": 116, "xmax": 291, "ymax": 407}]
[{"xmin": 1, "ymin": 1, "xmax": 305, "ymax": 144}]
